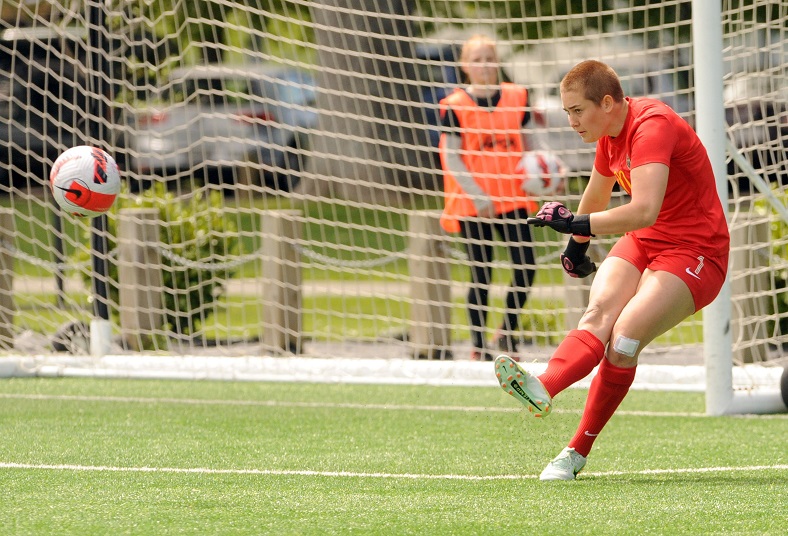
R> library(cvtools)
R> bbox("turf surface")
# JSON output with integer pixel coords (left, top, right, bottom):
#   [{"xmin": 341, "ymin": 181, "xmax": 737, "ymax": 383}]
[{"xmin": 0, "ymin": 378, "xmax": 785, "ymax": 535}]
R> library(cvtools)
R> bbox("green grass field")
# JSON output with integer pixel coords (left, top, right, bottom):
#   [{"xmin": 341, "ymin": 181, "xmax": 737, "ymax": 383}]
[{"xmin": 0, "ymin": 377, "xmax": 785, "ymax": 535}]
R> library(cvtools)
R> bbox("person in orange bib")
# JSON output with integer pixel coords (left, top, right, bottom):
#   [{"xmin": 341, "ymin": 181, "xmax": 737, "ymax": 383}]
[{"xmin": 439, "ymin": 34, "xmax": 552, "ymax": 361}]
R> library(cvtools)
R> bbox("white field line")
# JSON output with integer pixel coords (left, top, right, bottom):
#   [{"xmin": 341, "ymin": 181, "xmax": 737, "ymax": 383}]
[
  {"xmin": 3, "ymin": 393, "xmax": 786, "ymax": 480},
  {"xmin": 2, "ymin": 392, "xmax": 788, "ymax": 419},
  {"xmin": 0, "ymin": 392, "xmax": 695, "ymax": 417},
  {"xmin": 0, "ymin": 393, "xmax": 788, "ymax": 419},
  {"xmin": 0, "ymin": 462, "xmax": 786, "ymax": 481}
]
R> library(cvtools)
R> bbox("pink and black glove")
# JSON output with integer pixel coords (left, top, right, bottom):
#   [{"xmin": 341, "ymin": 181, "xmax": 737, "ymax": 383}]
[
  {"xmin": 526, "ymin": 201, "xmax": 593, "ymax": 237},
  {"xmin": 560, "ymin": 237, "xmax": 596, "ymax": 278}
]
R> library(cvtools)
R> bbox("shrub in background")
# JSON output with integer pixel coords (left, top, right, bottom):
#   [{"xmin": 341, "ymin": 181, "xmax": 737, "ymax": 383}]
[
  {"xmin": 76, "ymin": 184, "xmax": 240, "ymax": 338},
  {"xmin": 754, "ymin": 187, "xmax": 788, "ymax": 339}
]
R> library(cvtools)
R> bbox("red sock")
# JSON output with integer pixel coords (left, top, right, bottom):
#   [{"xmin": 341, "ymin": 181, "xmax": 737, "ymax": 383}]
[
  {"xmin": 568, "ymin": 358, "xmax": 637, "ymax": 457},
  {"xmin": 538, "ymin": 329, "xmax": 605, "ymax": 398}
]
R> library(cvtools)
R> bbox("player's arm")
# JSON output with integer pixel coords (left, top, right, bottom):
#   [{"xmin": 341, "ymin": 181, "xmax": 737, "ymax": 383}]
[
  {"xmin": 577, "ymin": 167, "xmax": 616, "ymax": 213},
  {"xmin": 586, "ymin": 117, "xmax": 673, "ymax": 235},
  {"xmin": 584, "ymin": 162, "xmax": 668, "ymax": 235},
  {"xmin": 526, "ymin": 163, "xmax": 668, "ymax": 238},
  {"xmin": 567, "ymin": 167, "xmax": 616, "ymax": 243},
  {"xmin": 547, "ymin": 167, "xmax": 617, "ymax": 277}
]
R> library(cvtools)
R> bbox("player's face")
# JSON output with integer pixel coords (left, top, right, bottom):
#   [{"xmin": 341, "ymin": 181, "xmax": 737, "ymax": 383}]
[
  {"xmin": 462, "ymin": 45, "xmax": 499, "ymax": 87},
  {"xmin": 560, "ymin": 88, "xmax": 609, "ymax": 143}
]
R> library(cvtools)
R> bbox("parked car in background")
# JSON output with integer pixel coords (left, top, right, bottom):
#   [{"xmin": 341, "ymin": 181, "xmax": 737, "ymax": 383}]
[
  {"xmin": 0, "ymin": 25, "xmax": 91, "ymax": 188},
  {"xmin": 129, "ymin": 63, "xmax": 318, "ymax": 192},
  {"xmin": 415, "ymin": 43, "xmax": 463, "ymax": 151}
]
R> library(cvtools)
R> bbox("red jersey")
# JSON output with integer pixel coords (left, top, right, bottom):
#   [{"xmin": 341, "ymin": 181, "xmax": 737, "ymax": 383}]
[
  {"xmin": 438, "ymin": 83, "xmax": 537, "ymax": 232},
  {"xmin": 594, "ymin": 97, "xmax": 729, "ymax": 257}
]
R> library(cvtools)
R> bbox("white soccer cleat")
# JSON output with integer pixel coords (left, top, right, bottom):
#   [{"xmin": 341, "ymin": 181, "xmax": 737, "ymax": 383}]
[
  {"xmin": 539, "ymin": 447, "xmax": 587, "ymax": 481},
  {"xmin": 493, "ymin": 354, "xmax": 552, "ymax": 417}
]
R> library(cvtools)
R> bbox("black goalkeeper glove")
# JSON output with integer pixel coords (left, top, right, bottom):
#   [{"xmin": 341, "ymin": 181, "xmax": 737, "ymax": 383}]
[
  {"xmin": 560, "ymin": 237, "xmax": 597, "ymax": 279},
  {"xmin": 526, "ymin": 201, "xmax": 593, "ymax": 236}
]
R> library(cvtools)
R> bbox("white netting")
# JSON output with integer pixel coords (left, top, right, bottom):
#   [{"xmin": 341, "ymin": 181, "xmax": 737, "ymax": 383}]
[{"xmin": 0, "ymin": 1, "xmax": 785, "ymax": 397}]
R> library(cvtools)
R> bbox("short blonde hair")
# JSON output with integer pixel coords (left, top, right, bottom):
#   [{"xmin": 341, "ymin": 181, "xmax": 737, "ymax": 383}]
[
  {"xmin": 561, "ymin": 60, "xmax": 624, "ymax": 105},
  {"xmin": 460, "ymin": 34, "xmax": 498, "ymax": 63}
]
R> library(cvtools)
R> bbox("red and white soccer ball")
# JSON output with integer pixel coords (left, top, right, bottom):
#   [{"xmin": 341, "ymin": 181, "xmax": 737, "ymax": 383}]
[
  {"xmin": 517, "ymin": 150, "xmax": 567, "ymax": 196},
  {"xmin": 49, "ymin": 146, "xmax": 121, "ymax": 218}
]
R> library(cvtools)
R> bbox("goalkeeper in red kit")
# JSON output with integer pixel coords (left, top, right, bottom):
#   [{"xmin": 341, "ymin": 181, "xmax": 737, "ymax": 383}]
[{"xmin": 494, "ymin": 60, "xmax": 730, "ymax": 480}]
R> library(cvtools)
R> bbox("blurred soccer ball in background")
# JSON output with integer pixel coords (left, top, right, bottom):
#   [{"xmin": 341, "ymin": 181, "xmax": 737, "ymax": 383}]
[
  {"xmin": 517, "ymin": 150, "xmax": 567, "ymax": 196},
  {"xmin": 50, "ymin": 146, "xmax": 121, "ymax": 218}
]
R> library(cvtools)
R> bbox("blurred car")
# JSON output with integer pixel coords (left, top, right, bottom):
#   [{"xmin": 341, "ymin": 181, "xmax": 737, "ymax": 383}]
[
  {"xmin": 0, "ymin": 25, "xmax": 91, "ymax": 188},
  {"xmin": 0, "ymin": 25, "xmax": 138, "ymax": 190},
  {"xmin": 724, "ymin": 75, "xmax": 788, "ymax": 187},
  {"xmin": 415, "ymin": 43, "xmax": 463, "ymax": 150},
  {"xmin": 129, "ymin": 64, "xmax": 318, "ymax": 191}
]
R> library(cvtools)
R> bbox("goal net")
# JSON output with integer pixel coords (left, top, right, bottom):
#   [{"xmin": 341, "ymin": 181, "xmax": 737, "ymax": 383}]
[{"xmin": 0, "ymin": 1, "xmax": 785, "ymax": 413}]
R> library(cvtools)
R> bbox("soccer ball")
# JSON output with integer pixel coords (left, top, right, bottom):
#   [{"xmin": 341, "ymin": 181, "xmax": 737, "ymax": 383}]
[
  {"xmin": 517, "ymin": 150, "xmax": 567, "ymax": 196},
  {"xmin": 49, "ymin": 146, "xmax": 121, "ymax": 218}
]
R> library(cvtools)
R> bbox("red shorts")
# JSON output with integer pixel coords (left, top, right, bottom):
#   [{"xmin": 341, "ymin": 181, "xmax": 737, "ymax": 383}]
[{"xmin": 608, "ymin": 233, "xmax": 728, "ymax": 312}]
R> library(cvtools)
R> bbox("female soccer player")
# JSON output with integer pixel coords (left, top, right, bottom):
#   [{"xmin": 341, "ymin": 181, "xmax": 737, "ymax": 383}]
[
  {"xmin": 439, "ymin": 35, "xmax": 561, "ymax": 361},
  {"xmin": 494, "ymin": 60, "xmax": 730, "ymax": 480}
]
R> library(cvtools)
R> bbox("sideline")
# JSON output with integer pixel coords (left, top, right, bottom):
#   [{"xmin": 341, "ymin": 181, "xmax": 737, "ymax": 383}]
[
  {"xmin": 2, "ymin": 392, "xmax": 786, "ymax": 419},
  {"xmin": 0, "ymin": 392, "xmax": 707, "ymax": 418},
  {"xmin": 1, "ymin": 461, "xmax": 786, "ymax": 481}
]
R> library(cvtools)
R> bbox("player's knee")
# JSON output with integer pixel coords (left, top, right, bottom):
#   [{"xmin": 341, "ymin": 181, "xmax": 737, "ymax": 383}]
[
  {"xmin": 613, "ymin": 335, "xmax": 639, "ymax": 357},
  {"xmin": 608, "ymin": 334, "xmax": 640, "ymax": 366},
  {"xmin": 578, "ymin": 302, "xmax": 603, "ymax": 326},
  {"xmin": 577, "ymin": 303, "xmax": 615, "ymax": 337}
]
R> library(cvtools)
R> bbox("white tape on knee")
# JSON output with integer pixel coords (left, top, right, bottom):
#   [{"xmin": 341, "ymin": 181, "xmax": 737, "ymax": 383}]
[{"xmin": 613, "ymin": 335, "xmax": 639, "ymax": 357}]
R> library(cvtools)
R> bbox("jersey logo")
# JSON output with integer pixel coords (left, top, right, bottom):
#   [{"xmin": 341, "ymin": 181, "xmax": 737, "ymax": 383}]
[{"xmin": 614, "ymin": 169, "xmax": 631, "ymax": 194}]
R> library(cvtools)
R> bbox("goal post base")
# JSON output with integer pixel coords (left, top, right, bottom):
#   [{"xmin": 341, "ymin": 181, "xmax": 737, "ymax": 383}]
[
  {"xmin": 90, "ymin": 319, "xmax": 113, "ymax": 358},
  {"xmin": 707, "ymin": 390, "xmax": 788, "ymax": 416}
]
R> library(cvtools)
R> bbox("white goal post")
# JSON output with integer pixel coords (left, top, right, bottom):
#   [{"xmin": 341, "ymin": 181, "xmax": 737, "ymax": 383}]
[
  {"xmin": 0, "ymin": 0, "xmax": 785, "ymax": 414},
  {"xmin": 693, "ymin": 0, "xmax": 785, "ymax": 415}
]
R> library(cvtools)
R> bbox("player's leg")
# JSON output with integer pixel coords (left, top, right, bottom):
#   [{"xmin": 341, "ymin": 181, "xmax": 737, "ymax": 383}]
[
  {"xmin": 537, "ymin": 255, "xmax": 642, "ymax": 397},
  {"xmin": 495, "ymin": 255, "xmax": 640, "ymax": 417},
  {"xmin": 534, "ymin": 234, "xmax": 647, "ymax": 401},
  {"xmin": 543, "ymin": 269, "xmax": 695, "ymax": 480},
  {"xmin": 460, "ymin": 218, "xmax": 495, "ymax": 360}
]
